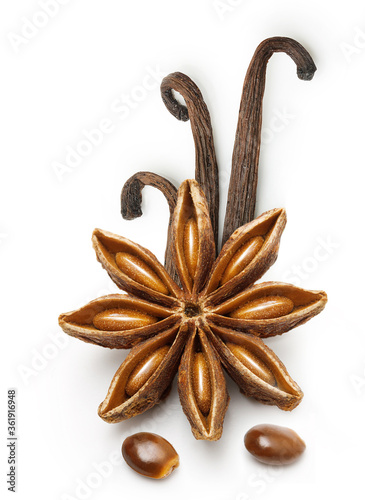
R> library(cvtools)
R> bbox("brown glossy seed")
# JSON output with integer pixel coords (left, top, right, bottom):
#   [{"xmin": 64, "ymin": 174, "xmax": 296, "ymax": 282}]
[
  {"xmin": 93, "ymin": 308, "xmax": 157, "ymax": 331},
  {"xmin": 122, "ymin": 432, "xmax": 179, "ymax": 478},
  {"xmin": 192, "ymin": 352, "xmax": 211, "ymax": 416},
  {"xmin": 226, "ymin": 343, "xmax": 276, "ymax": 386},
  {"xmin": 125, "ymin": 345, "xmax": 170, "ymax": 397},
  {"xmin": 244, "ymin": 424, "xmax": 306, "ymax": 465},
  {"xmin": 183, "ymin": 217, "xmax": 199, "ymax": 279},
  {"xmin": 115, "ymin": 252, "xmax": 169, "ymax": 295},
  {"xmin": 230, "ymin": 296, "xmax": 294, "ymax": 320},
  {"xmin": 221, "ymin": 236, "xmax": 264, "ymax": 284}
]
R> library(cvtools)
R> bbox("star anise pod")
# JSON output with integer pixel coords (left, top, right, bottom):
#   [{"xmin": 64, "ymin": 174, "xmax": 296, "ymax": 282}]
[{"xmin": 59, "ymin": 37, "xmax": 327, "ymax": 440}]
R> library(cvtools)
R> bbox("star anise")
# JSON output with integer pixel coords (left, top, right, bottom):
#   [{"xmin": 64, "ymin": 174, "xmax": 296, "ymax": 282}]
[
  {"xmin": 59, "ymin": 37, "xmax": 327, "ymax": 440},
  {"xmin": 60, "ymin": 178, "xmax": 326, "ymax": 440}
]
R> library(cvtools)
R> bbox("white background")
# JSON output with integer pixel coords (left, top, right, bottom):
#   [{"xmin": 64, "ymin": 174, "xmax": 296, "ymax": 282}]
[{"xmin": 1, "ymin": 1, "xmax": 364, "ymax": 499}]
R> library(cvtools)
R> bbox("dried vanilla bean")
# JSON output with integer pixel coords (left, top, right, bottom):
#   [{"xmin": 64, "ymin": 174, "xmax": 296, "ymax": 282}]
[
  {"xmin": 121, "ymin": 171, "xmax": 178, "ymax": 281},
  {"xmin": 161, "ymin": 72, "xmax": 219, "ymax": 253},
  {"xmin": 222, "ymin": 37, "xmax": 316, "ymax": 245}
]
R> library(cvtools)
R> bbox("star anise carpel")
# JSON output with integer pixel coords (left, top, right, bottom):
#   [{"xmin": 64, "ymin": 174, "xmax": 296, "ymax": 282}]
[{"xmin": 59, "ymin": 37, "xmax": 327, "ymax": 441}]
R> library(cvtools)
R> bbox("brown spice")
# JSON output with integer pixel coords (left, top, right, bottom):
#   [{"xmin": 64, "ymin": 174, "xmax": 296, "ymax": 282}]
[
  {"xmin": 121, "ymin": 171, "xmax": 178, "ymax": 281},
  {"xmin": 161, "ymin": 72, "xmax": 219, "ymax": 253},
  {"xmin": 122, "ymin": 432, "xmax": 179, "ymax": 478},
  {"xmin": 60, "ymin": 180, "xmax": 326, "ymax": 439},
  {"xmin": 222, "ymin": 37, "xmax": 316, "ymax": 245},
  {"xmin": 244, "ymin": 424, "xmax": 306, "ymax": 465},
  {"xmin": 59, "ymin": 37, "xmax": 326, "ymax": 440}
]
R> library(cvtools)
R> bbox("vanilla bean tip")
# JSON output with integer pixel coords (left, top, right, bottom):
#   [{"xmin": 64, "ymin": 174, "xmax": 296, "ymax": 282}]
[
  {"xmin": 121, "ymin": 179, "xmax": 143, "ymax": 220},
  {"xmin": 297, "ymin": 64, "xmax": 317, "ymax": 81}
]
